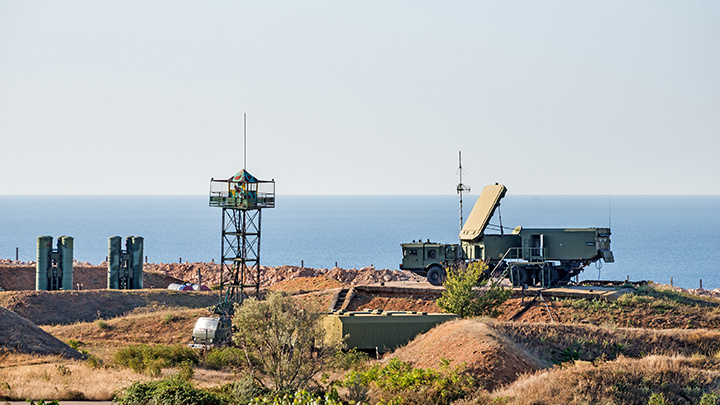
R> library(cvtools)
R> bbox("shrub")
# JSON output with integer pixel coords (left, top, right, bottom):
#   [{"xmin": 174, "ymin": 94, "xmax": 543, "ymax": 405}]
[
  {"xmin": 211, "ymin": 375, "xmax": 267, "ymax": 405},
  {"xmin": 248, "ymin": 390, "xmax": 343, "ymax": 405},
  {"xmin": 699, "ymin": 392, "xmax": 720, "ymax": 405},
  {"xmin": 115, "ymin": 376, "xmax": 224, "ymax": 405},
  {"xmin": 163, "ymin": 313, "xmax": 182, "ymax": 324},
  {"xmin": 232, "ymin": 292, "xmax": 343, "ymax": 392},
  {"xmin": 647, "ymin": 392, "xmax": 669, "ymax": 405},
  {"xmin": 96, "ymin": 320, "xmax": 109, "ymax": 330},
  {"xmin": 204, "ymin": 347, "xmax": 246, "ymax": 370},
  {"xmin": 327, "ymin": 348, "xmax": 369, "ymax": 371},
  {"xmin": 437, "ymin": 262, "xmax": 511, "ymax": 318},
  {"xmin": 84, "ymin": 354, "xmax": 104, "ymax": 369},
  {"xmin": 343, "ymin": 358, "xmax": 475, "ymax": 405},
  {"xmin": 114, "ymin": 344, "xmax": 199, "ymax": 375}
]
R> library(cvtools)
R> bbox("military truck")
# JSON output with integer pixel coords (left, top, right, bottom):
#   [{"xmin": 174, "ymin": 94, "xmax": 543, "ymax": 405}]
[
  {"xmin": 401, "ymin": 184, "xmax": 614, "ymax": 286},
  {"xmin": 189, "ymin": 316, "xmax": 232, "ymax": 349}
]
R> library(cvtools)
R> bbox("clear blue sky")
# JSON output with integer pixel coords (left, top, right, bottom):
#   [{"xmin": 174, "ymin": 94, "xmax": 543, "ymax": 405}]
[{"xmin": 1, "ymin": 1, "xmax": 718, "ymax": 195}]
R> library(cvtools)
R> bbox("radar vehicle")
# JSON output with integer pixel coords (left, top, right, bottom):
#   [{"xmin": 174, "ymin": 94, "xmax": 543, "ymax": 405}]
[{"xmin": 401, "ymin": 184, "xmax": 613, "ymax": 286}]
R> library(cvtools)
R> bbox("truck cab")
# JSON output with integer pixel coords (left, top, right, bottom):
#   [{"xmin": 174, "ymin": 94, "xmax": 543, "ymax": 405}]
[{"xmin": 400, "ymin": 241, "xmax": 463, "ymax": 285}]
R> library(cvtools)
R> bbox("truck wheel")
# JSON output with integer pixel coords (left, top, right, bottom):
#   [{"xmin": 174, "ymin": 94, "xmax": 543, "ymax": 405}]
[
  {"xmin": 511, "ymin": 266, "xmax": 531, "ymax": 287},
  {"xmin": 426, "ymin": 265, "xmax": 446, "ymax": 286}
]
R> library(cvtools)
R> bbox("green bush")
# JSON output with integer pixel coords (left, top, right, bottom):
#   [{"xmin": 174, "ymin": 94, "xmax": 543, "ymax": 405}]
[
  {"xmin": 342, "ymin": 358, "xmax": 475, "ymax": 405},
  {"xmin": 163, "ymin": 313, "xmax": 182, "ymax": 324},
  {"xmin": 211, "ymin": 376, "xmax": 267, "ymax": 405},
  {"xmin": 114, "ymin": 344, "xmax": 199, "ymax": 375},
  {"xmin": 699, "ymin": 392, "xmax": 720, "ymax": 405},
  {"xmin": 232, "ymin": 292, "xmax": 343, "ymax": 392},
  {"xmin": 248, "ymin": 390, "xmax": 343, "ymax": 405},
  {"xmin": 204, "ymin": 347, "xmax": 246, "ymax": 370},
  {"xmin": 115, "ymin": 376, "xmax": 225, "ymax": 405},
  {"xmin": 437, "ymin": 262, "xmax": 511, "ymax": 318},
  {"xmin": 327, "ymin": 348, "xmax": 369, "ymax": 371}
]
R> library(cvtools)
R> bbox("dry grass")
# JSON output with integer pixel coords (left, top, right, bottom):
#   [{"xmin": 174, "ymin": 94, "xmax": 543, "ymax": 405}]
[
  {"xmin": 42, "ymin": 307, "xmax": 210, "ymax": 345},
  {"xmin": 488, "ymin": 320, "xmax": 720, "ymax": 365},
  {"xmin": 0, "ymin": 353, "xmax": 150, "ymax": 401},
  {"xmin": 490, "ymin": 355, "xmax": 720, "ymax": 405},
  {"xmin": 0, "ymin": 352, "xmax": 237, "ymax": 401}
]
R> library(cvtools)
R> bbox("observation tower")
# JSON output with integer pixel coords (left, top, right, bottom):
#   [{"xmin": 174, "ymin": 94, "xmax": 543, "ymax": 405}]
[{"xmin": 209, "ymin": 169, "xmax": 275, "ymax": 308}]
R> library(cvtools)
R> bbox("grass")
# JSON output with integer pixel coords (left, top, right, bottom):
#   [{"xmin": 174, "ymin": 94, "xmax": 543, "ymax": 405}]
[
  {"xmin": 0, "ymin": 354, "xmax": 150, "ymax": 401},
  {"xmin": 489, "ymin": 320, "xmax": 720, "ymax": 365},
  {"xmin": 6, "ymin": 283, "xmax": 720, "ymax": 403},
  {"xmin": 551, "ymin": 284, "xmax": 720, "ymax": 329},
  {"xmin": 489, "ymin": 355, "xmax": 720, "ymax": 405}
]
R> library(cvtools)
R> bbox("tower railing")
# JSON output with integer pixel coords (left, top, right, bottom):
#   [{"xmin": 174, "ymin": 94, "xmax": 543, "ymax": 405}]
[{"xmin": 209, "ymin": 178, "xmax": 275, "ymax": 209}]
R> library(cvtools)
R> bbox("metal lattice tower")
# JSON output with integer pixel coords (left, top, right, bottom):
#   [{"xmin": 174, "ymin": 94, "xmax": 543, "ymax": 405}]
[{"xmin": 210, "ymin": 170, "xmax": 275, "ymax": 310}]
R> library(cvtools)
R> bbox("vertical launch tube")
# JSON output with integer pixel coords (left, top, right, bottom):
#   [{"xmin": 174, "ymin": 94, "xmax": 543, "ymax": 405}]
[
  {"xmin": 108, "ymin": 236, "xmax": 121, "ymax": 289},
  {"xmin": 59, "ymin": 236, "xmax": 74, "ymax": 290},
  {"xmin": 131, "ymin": 236, "xmax": 144, "ymax": 289},
  {"xmin": 36, "ymin": 236, "xmax": 52, "ymax": 291}
]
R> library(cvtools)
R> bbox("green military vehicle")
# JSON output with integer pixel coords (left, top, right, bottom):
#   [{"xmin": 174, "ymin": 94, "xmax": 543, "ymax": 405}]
[
  {"xmin": 401, "ymin": 184, "xmax": 614, "ymax": 286},
  {"xmin": 189, "ymin": 316, "xmax": 233, "ymax": 349},
  {"xmin": 400, "ymin": 241, "xmax": 464, "ymax": 286}
]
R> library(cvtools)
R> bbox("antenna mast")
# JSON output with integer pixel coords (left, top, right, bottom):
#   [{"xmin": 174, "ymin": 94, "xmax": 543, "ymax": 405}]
[
  {"xmin": 243, "ymin": 113, "xmax": 247, "ymax": 171},
  {"xmin": 456, "ymin": 151, "xmax": 471, "ymax": 232}
]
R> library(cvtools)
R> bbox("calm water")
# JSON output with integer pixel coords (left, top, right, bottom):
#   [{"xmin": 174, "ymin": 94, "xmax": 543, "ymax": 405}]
[{"xmin": 0, "ymin": 195, "xmax": 718, "ymax": 289}]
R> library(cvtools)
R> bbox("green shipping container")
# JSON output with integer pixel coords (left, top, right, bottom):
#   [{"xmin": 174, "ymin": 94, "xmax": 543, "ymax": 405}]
[{"xmin": 323, "ymin": 310, "xmax": 458, "ymax": 352}]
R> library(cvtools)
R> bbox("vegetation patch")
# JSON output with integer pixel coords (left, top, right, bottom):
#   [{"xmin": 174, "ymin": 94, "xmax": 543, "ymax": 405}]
[
  {"xmin": 232, "ymin": 292, "xmax": 343, "ymax": 392},
  {"xmin": 203, "ymin": 347, "xmax": 246, "ymax": 370},
  {"xmin": 114, "ymin": 343, "xmax": 199, "ymax": 376},
  {"xmin": 437, "ymin": 262, "xmax": 511, "ymax": 318},
  {"xmin": 489, "ymin": 321, "xmax": 720, "ymax": 365},
  {"xmin": 491, "ymin": 355, "xmax": 720, "ymax": 405},
  {"xmin": 343, "ymin": 358, "xmax": 475, "ymax": 405},
  {"xmin": 115, "ymin": 375, "xmax": 224, "ymax": 405},
  {"xmin": 552, "ymin": 284, "xmax": 720, "ymax": 329}
]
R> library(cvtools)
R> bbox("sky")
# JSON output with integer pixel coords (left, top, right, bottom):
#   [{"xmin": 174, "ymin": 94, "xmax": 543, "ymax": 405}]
[{"xmin": 1, "ymin": 1, "xmax": 718, "ymax": 195}]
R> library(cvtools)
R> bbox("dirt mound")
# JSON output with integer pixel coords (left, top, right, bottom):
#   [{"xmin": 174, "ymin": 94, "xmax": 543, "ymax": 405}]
[
  {"xmin": 347, "ymin": 289, "xmax": 442, "ymax": 313},
  {"xmin": 143, "ymin": 263, "xmax": 424, "ymax": 288},
  {"xmin": 0, "ymin": 264, "xmax": 185, "ymax": 291},
  {"xmin": 0, "ymin": 289, "xmax": 218, "ymax": 325},
  {"xmin": 267, "ymin": 275, "xmax": 346, "ymax": 293},
  {"xmin": 386, "ymin": 319, "xmax": 544, "ymax": 391},
  {"xmin": 0, "ymin": 307, "xmax": 84, "ymax": 359}
]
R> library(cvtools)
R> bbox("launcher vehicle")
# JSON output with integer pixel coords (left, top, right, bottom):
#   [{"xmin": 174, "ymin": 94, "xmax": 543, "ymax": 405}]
[{"xmin": 400, "ymin": 184, "xmax": 614, "ymax": 287}]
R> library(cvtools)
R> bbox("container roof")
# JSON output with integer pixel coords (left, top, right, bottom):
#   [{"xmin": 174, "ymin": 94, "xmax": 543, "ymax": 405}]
[
  {"xmin": 459, "ymin": 183, "xmax": 507, "ymax": 241},
  {"xmin": 229, "ymin": 169, "xmax": 258, "ymax": 183}
]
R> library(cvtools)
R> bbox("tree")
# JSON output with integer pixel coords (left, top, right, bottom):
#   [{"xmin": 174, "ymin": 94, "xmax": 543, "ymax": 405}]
[
  {"xmin": 436, "ymin": 261, "xmax": 511, "ymax": 317},
  {"xmin": 232, "ymin": 292, "xmax": 343, "ymax": 392}
]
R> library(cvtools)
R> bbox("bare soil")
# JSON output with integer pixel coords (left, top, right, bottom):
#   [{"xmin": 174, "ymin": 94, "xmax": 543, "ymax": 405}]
[
  {"xmin": 0, "ymin": 289, "xmax": 218, "ymax": 325},
  {"xmin": 0, "ymin": 307, "xmax": 84, "ymax": 360},
  {"xmin": 386, "ymin": 319, "xmax": 545, "ymax": 391}
]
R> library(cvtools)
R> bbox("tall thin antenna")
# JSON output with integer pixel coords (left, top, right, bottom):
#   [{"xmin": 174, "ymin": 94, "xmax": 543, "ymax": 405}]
[
  {"xmin": 456, "ymin": 151, "xmax": 471, "ymax": 232},
  {"xmin": 243, "ymin": 113, "xmax": 247, "ymax": 171}
]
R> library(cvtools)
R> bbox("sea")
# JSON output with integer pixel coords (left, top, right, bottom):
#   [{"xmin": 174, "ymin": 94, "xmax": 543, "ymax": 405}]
[{"xmin": 0, "ymin": 194, "xmax": 718, "ymax": 290}]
